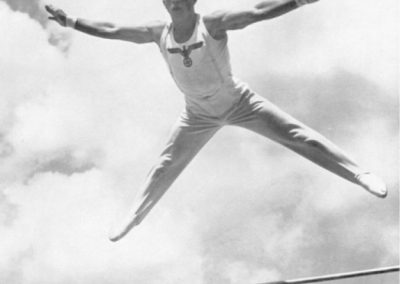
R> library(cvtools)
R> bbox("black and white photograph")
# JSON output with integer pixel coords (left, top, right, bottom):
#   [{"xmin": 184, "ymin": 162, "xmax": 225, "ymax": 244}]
[{"xmin": 1, "ymin": 0, "xmax": 398, "ymax": 283}]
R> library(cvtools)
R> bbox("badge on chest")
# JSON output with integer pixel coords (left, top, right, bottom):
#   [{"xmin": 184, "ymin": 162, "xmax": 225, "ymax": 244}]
[{"xmin": 167, "ymin": 41, "xmax": 204, "ymax": 67}]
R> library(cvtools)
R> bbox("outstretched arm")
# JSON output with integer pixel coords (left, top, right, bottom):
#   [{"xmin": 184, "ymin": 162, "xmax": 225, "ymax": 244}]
[
  {"xmin": 45, "ymin": 5, "xmax": 164, "ymax": 44},
  {"xmin": 205, "ymin": 0, "xmax": 319, "ymax": 38}
]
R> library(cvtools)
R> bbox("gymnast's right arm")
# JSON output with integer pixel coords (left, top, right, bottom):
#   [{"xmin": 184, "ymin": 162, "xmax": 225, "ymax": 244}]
[{"xmin": 45, "ymin": 5, "xmax": 164, "ymax": 44}]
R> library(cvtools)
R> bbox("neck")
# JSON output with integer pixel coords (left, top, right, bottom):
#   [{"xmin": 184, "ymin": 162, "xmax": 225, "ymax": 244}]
[{"xmin": 172, "ymin": 12, "xmax": 197, "ymax": 32}]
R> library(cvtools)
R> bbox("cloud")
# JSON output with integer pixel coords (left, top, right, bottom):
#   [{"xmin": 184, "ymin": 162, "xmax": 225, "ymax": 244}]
[
  {"xmin": 0, "ymin": 0, "xmax": 398, "ymax": 283},
  {"xmin": 0, "ymin": 0, "xmax": 73, "ymax": 51},
  {"xmin": 225, "ymin": 0, "xmax": 398, "ymax": 92},
  {"xmin": 0, "ymin": 191, "xmax": 18, "ymax": 227},
  {"xmin": 1, "ymin": 0, "xmax": 46, "ymax": 25}
]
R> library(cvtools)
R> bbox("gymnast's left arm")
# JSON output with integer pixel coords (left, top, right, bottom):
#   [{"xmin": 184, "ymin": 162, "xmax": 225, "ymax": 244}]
[{"xmin": 204, "ymin": 0, "xmax": 319, "ymax": 38}]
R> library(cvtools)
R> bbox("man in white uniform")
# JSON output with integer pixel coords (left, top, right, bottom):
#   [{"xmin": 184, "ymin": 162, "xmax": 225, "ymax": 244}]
[{"xmin": 46, "ymin": 0, "xmax": 388, "ymax": 242}]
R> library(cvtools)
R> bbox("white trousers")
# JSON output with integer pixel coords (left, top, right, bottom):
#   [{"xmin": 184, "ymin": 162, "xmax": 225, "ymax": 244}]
[{"xmin": 127, "ymin": 89, "xmax": 364, "ymax": 226}]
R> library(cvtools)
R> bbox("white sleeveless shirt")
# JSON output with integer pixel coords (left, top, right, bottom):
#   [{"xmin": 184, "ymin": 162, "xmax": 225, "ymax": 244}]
[{"xmin": 159, "ymin": 15, "xmax": 247, "ymax": 115}]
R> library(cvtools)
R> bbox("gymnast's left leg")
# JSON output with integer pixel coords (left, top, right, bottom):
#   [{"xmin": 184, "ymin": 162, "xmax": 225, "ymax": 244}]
[{"xmin": 228, "ymin": 92, "xmax": 387, "ymax": 198}]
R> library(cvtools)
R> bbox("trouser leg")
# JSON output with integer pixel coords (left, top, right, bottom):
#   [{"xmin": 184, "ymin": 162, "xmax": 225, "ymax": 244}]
[
  {"xmin": 109, "ymin": 112, "xmax": 220, "ymax": 241},
  {"xmin": 132, "ymin": 119, "xmax": 219, "ymax": 224},
  {"xmin": 228, "ymin": 92, "xmax": 364, "ymax": 184}
]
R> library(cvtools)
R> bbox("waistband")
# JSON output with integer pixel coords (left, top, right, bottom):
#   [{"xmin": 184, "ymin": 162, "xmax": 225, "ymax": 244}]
[{"xmin": 183, "ymin": 78, "xmax": 251, "ymax": 117}]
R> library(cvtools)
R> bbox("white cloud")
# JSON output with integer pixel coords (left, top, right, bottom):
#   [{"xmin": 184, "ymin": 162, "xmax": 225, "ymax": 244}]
[
  {"xmin": 225, "ymin": 0, "xmax": 398, "ymax": 92},
  {"xmin": 3, "ymin": 170, "xmax": 203, "ymax": 283}
]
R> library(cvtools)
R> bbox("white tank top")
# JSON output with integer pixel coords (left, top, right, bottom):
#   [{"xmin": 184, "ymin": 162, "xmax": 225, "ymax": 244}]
[{"xmin": 160, "ymin": 15, "xmax": 247, "ymax": 115}]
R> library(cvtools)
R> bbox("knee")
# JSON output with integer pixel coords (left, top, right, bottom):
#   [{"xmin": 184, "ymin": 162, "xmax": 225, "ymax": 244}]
[
  {"xmin": 283, "ymin": 124, "xmax": 326, "ymax": 150},
  {"xmin": 152, "ymin": 152, "xmax": 186, "ymax": 178}
]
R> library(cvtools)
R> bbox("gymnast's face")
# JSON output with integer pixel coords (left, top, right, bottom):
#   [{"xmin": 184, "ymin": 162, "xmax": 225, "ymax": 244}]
[{"xmin": 163, "ymin": 0, "xmax": 197, "ymax": 18}]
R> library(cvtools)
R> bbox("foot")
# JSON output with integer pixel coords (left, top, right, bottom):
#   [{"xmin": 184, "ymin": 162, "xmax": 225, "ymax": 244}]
[
  {"xmin": 108, "ymin": 213, "xmax": 141, "ymax": 242},
  {"xmin": 356, "ymin": 172, "xmax": 388, "ymax": 198}
]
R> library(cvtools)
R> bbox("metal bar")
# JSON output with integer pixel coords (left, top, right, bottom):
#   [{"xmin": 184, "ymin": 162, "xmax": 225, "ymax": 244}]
[{"xmin": 259, "ymin": 266, "xmax": 400, "ymax": 284}]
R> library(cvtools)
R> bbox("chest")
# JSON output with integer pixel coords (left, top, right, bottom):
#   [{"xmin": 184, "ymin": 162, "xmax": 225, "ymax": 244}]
[
  {"xmin": 165, "ymin": 29, "xmax": 208, "ymax": 68},
  {"xmin": 173, "ymin": 27, "xmax": 194, "ymax": 43}
]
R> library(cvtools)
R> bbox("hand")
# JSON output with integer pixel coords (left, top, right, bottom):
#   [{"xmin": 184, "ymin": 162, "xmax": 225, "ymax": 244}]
[{"xmin": 45, "ymin": 5, "xmax": 68, "ymax": 26}]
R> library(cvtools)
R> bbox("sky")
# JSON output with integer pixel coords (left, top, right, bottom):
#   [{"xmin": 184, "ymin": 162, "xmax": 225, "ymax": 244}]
[{"xmin": 0, "ymin": 0, "xmax": 398, "ymax": 283}]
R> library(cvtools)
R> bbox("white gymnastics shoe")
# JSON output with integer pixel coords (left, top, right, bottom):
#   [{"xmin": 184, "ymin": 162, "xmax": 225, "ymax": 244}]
[{"xmin": 356, "ymin": 172, "xmax": 388, "ymax": 198}]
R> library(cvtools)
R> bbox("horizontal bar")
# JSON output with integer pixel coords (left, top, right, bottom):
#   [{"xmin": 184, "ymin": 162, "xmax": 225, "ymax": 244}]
[{"xmin": 259, "ymin": 265, "xmax": 400, "ymax": 284}]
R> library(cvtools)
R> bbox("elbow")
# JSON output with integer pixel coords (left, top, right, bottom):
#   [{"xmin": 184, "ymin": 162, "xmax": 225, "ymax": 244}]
[
  {"xmin": 254, "ymin": 0, "xmax": 296, "ymax": 21},
  {"xmin": 102, "ymin": 28, "xmax": 118, "ymax": 39},
  {"xmin": 97, "ymin": 24, "xmax": 120, "ymax": 39},
  {"xmin": 251, "ymin": 8, "xmax": 273, "ymax": 22},
  {"xmin": 225, "ymin": 10, "xmax": 260, "ymax": 30}
]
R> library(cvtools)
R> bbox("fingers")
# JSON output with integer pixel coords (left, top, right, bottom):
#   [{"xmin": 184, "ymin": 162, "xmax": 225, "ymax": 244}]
[
  {"xmin": 45, "ymin": 4, "xmax": 67, "ymax": 26},
  {"xmin": 45, "ymin": 4, "xmax": 56, "ymax": 15},
  {"xmin": 44, "ymin": 4, "xmax": 65, "ymax": 16}
]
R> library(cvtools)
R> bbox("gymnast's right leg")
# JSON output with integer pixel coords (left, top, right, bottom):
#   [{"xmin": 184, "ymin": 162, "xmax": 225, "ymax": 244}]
[{"xmin": 109, "ymin": 112, "xmax": 220, "ymax": 242}]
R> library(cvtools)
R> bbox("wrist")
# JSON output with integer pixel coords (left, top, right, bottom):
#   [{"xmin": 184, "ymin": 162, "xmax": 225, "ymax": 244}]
[{"xmin": 65, "ymin": 16, "xmax": 77, "ymax": 28}]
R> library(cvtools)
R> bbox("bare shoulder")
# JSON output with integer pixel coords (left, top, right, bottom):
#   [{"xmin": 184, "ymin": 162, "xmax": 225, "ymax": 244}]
[
  {"xmin": 146, "ymin": 20, "xmax": 167, "ymax": 31},
  {"xmin": 146, "ymin": 20, "xmax": 167, "ymax": 44},
  {"xmin": 203, "ymin": 11, "xmax": 228, "ymax": 40}
]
